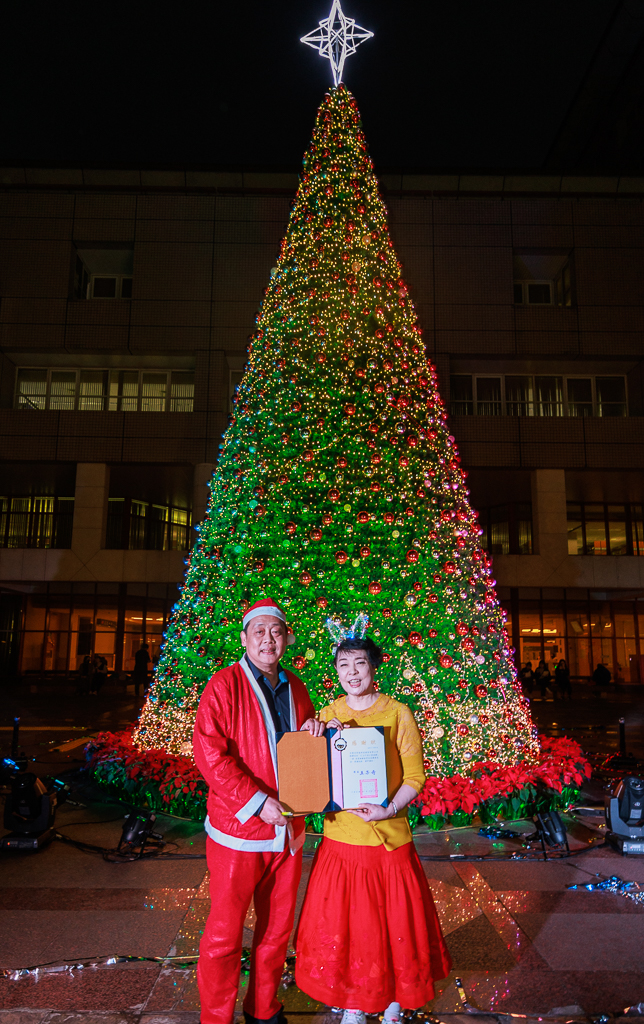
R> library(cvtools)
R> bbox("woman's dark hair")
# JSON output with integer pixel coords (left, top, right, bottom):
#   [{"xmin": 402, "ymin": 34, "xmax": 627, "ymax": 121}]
[{"xmin": 333, "ymin": 636, "xmax": 384, "ymax": 668}]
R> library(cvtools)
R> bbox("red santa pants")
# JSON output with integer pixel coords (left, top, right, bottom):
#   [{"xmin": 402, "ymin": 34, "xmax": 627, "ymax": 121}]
[{"xmin": 198, "ymin": 837, "xmax": 302, "ymax": 1024}]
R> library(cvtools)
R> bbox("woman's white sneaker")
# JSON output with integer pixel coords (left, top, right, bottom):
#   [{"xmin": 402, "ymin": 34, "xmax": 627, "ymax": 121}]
[{"xmin": 341, "ymin": 1011, "xmax": 366, "ymax": 1024}]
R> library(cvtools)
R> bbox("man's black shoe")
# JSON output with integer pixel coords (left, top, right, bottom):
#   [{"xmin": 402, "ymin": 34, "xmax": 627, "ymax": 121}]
[{"xmin": 244, "ymin": 1009, "xmax": 287, "ymax": 1024}]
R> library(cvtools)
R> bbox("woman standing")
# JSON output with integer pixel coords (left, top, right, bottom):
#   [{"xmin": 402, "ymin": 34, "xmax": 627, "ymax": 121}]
[{"xmin": 295, "ymin": 631, "xmax": 451, "ymax": 1024}]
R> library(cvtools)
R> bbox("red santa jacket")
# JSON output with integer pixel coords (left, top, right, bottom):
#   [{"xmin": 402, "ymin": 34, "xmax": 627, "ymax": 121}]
[{"xmin": 193, "ymin": 657, "xmax": 315, "ymax": 853}]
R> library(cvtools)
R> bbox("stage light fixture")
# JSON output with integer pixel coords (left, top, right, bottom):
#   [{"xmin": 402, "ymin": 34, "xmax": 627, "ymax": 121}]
[
  {"xmin": 531, "ymin": 810, "xmax": 569, "ymax": 859},
  {"xmin": 116, "ymin": 810, "xmax": 163, "ymax": 859},
  {"xmin": 606, "ymin": 775, "xmax": 644, "ymax": 855},
  {"xmin": 2, "ymin": 765, "xmax": 57, "ymax": 852}
]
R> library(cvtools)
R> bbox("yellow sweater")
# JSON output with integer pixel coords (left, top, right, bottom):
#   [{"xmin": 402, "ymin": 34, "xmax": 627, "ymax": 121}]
[{"xmin": 318, "ymin": 693, "xmax": 425, "ymax": 851}]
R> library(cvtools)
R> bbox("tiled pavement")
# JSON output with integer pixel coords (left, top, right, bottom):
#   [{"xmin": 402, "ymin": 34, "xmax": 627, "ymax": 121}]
[
  {"xmin": 2, "ymin": 685, "xmax": 644, "ymax": 1022},
  {"xmin": 2, "ymin": 805, "xmax": 644, "ymax": 1022}
]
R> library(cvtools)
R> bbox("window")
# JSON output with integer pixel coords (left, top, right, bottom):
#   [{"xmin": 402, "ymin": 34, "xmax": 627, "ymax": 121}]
[
  {"xmin": 0, "ymin": 496, "xmax": 74, "ymax": 549},
  {"xmin": 15, "ymin": 369, "xmax": 194, "ymax": 413},
  {"xmin": 596, "ymin": 377, "xmax": 627, "ymax": 417},
  {"xmin": 567, "ymin": 503, "xmax": 644, "ymax": 556},
  {"xmin": 17, "ymin": 581, "xmax": 180, "ymax": 675},
  {"xmin": 74, "ymin": 247, "xmax": 133, "ymax": 300},
  {"xmin": 449, "ymin": 374, "xmax": 627, "ymax": 417},
  {"xmin": 513, "ymin": 251, "xmax": 572, "ymax": 306},
  {"xmin": 566, "ymin": 378, "xmax": 593, "ymax": 417},
  {"xmin": 106, "ymin": 499, "xmax": 191, "ymax": 550},
  {"xmin": 505, "ymin": 376, "xmax": 533, "ymax": 416},
  {"xmin": 479, "ymin": 503, "xmax": 532, "ymax": 555},
  {"xmin": 449, "ymin": 375, "xmax": 473, "ymax": 415},
  {"xmin": 535, "ymin": 376, "xmax": 563, "ymax": 417},
  {"xmin": 514, "ymin": 589, "xmax": 642, "ymax": 684},
  {"xmin": 476, "ymin": 377, "xmax": 502, "ymax": 416}
]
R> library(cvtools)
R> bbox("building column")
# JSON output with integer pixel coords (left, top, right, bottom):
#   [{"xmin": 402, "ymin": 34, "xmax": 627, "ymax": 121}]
[
  {"xmin": 71, "ymin": 463, "xmax": 110, "ymax": 562},
  {"xmin": 192, "ymin": 463, "xmax": 215, "ymax": 530},
  {"xmin": 530, "ymin": 469, "xmax": 568, "ymax": 563}
]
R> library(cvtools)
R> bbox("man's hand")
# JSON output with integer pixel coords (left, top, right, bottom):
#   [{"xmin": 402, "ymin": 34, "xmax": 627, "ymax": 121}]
[
  {"xmin": 300, "ymin": 718, "xmax": 326, "ymax": 737},
  {"xmin": 259, "ymin": 796, "xmax": 289, "ymax": 826}
]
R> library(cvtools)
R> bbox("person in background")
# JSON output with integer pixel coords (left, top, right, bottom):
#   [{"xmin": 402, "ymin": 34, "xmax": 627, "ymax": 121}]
[
  {"xmin": 592, "ymin": 661, "xmax": 611, "ymax": 696},
  {"xmin": 519, "ymin": 661, "xmax": 534, "ymax": 695},
  {"xmin": 555, "ymin": 658, "xmax": 571, "ymax": 700},
  {"xmin": 535, "ymin": 659, "xmax": 552, "ymax": 700},
  {"xmin": 133, "ymin": 642, "xmax": 151, "ymax": 697},
  {"xmin": 77, "ymin": 653, "xmax": 94, "ymax": 695}
]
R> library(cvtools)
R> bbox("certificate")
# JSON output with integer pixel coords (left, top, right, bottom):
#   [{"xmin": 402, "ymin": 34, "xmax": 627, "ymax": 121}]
[{"xmin": 277, "ymin": 726, "xmax": 388, "ymax": 815}]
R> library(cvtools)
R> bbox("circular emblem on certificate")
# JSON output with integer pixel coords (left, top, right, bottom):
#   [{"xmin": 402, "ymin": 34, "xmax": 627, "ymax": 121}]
[{"xmin": 333, "ymin": 736, "xmax": 347, "ymax": 751}]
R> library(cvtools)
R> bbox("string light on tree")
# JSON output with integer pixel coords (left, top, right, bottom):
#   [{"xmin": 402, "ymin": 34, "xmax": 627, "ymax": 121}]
[{"xmin": 134, "ymin": 79, "xmax": 539, "ymax": 780}]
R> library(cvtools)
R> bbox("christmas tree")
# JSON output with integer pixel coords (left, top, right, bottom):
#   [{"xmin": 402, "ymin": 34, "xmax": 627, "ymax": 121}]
[{"xmin": 134, "ymin": 83, "xmax": 538, "ymax": 778}]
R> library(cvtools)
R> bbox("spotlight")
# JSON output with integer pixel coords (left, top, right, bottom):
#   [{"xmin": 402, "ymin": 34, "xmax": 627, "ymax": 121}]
[
  {"xmin": 531, "ymin": 810, "xmax": 569, "ymax": 859},
  {"xmin": 116, "ymin": 810, "xmax": 163, "ymax": 859},
  {"xmin": 2, "ymin": 765, "xmax": 57, "ymax": 852},
  {"xmin": 605, "ymin": 776, "xmax": 644, "ymax": 855}
]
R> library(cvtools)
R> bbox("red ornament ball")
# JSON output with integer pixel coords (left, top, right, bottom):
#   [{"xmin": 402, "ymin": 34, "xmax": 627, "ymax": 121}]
[
  {"xmin": 303, "ymin": 450, "xmax": 314, "ymax": 462},
  {"xmin": 457, "ymin": 724, "xmax": 469, "ymax": 737},
  {"xmin": 357, "ymin": 511, "xmax": 369, "ymax": 523},
  {"xmin": 461, "ymin": 637, "xmax": 475, "ymax": 653},
  {"xmin": 293, "ymin": 656, "xmax": 306, "ymax": 670},
  {"xmin": 254, "ymin": 560, "xmax": 265, "ymax": 572},
  {"xmin": 368, "ymin": 580, "xmax": 382, "ymax": 595},
  {"xmin": 443, "ymin": 561, "xmax": 456, "ymax": 573},
  {"xmin": 428, "ymin": 593, "xmax": 438, "ymax": 604},
  {"xmin": 439, "ymin": 654, "xmax": 453, "ymax": 668},
  {"xmin": 456, "ymin": 622, "xmax": 469, "ymax": 636},
  {"xmin": 447, "ymin": 693, "xmax": 458, "ymax": 704},
  {"xmin": 337, "ymin": 456, "xmax": 348, "ymax": 467},
  {"xmin": 328, "ymin": 488, "xmax": 340, "ymax": 502},
  {"xmin": 323, "ymin": 676, "xmax": 334, "ymax": 690},
  {"xmin": 285, "ymin": 521, "xmax": 297, "ymax": 535},
  {"xmin": 406, "ymin": 549, "xmax": 419, "ymax": 564},
  {"xmin": 428, "ymin": 628, "xmax": 438, "ymax": 638},
  {"xmin": 300, "ymin": 571, "xmax": 312, "ymax": 586},
  {"xmin": 322, "ymin": 512, "xmax": 333, "ymax": 525},
  {"xmin": 310, "ymin": 528, "xmax": 322, "ymax": 541},
  {"xmin": 335, "ymin": 550, "xmax": 348, "ymax": 565},
  {"xmin": 360, "ymin": 545, "xmax": 371, "ymax": 557},
  {"xmin": 475, "ymin": 684, "xmax": 487, "ymax": 698},
  {"xmin": 344, "ymin": 404, "xmax": 356, "ymax": 416},
  {"xmin": 383, "ymin": 512, "xmax": 395, "ymax": 524},
  {"xmin": 409, "ymin": 632, "xmax": 422, "ymax": 646},
  {"xmin": 316, "ymin": 596, "xmax": 329, "ymax": 609},
  {"xmin": 382, "ymin": 607, "xmax": 392, "ymax": 618}
]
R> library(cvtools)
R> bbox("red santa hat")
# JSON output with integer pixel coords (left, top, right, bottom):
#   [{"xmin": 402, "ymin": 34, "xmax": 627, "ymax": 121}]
[{"xmin": 242, "ymin": 598, "xmax": 295, "ymax": 645}]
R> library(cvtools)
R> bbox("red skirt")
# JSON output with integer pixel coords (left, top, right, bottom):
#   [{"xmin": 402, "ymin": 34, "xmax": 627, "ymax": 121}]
[{"xmin": 295, "ymin": 839, "xmax": 452, "ymax": 1012}]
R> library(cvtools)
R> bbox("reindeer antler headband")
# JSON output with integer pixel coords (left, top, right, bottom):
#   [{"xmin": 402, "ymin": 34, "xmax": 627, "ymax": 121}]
[{"xmin": 325, "ymin": 612, "xmax": 370, "ymax": 655}]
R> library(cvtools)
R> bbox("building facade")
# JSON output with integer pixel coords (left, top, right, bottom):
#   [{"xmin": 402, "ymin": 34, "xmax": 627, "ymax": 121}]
[{"xmin": 1, "ymin": 167, "xmax": 643, "ymax": 683}]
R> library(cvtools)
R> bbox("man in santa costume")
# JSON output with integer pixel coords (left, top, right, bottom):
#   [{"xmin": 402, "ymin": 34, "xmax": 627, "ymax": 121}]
[{"xmin": 193, "ymin": 598, "xmax": 321, "ymax": 1024}]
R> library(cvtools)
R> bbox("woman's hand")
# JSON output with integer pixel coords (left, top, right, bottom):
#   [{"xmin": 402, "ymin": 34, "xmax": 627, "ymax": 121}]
[
  {"xmin": 300, "ymin": 718, "xmax": 326, "ymax": 737},
  {"xmin": 346, "ymin": 802, "xmax": 395, "ymax": 822},
  {"xmin": 325, "ymin": 717, "xmax": 344, "ymax": 731}
]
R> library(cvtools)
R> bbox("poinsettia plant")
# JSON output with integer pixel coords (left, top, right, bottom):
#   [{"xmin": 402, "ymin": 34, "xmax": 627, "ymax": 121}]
[{"xmin": 85, "ymin": 729, "xmax": 590, "ymax": 828}]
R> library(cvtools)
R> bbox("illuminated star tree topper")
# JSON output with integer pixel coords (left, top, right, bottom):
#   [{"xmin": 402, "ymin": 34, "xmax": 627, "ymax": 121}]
[{"xmin": 301, "ymin": 0, "xmax": 374, "ymax": 87}]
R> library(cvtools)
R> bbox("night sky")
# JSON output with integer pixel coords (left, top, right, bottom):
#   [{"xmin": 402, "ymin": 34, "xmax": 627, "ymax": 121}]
[{"xmin": 0, "ymin": 0, "xmax": 617, "ymax": 171}]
